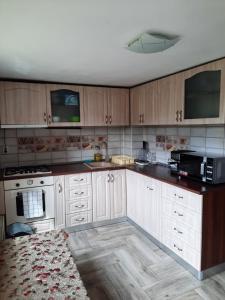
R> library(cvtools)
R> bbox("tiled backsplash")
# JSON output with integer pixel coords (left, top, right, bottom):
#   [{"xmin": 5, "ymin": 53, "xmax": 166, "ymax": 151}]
[
  {"xmin": 0, "ymin": 127, "xmax": 124, "ymax": 168},
  {"xmin": 1, "ymin": 126, "xmax": 225, "ymax": 168}
]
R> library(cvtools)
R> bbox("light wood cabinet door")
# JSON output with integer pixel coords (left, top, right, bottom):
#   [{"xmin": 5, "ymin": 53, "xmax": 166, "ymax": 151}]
[
  {"xmin": 46, "ymin": 84, "xmax": 84, "ymax": 127},
  {"xmin": 110, "ymin": 170, "xmax": 126, "ymax": 219},
  {"xmin": 108, "ymin": 88, "xmax": 129, "ymax": 126},
  {"xmin": 92, "ymin": 171, "xmax": 111, "ymax": 222},
  {"xmin": 1, "ymin": 82, "xmax": 47, "ymax": 126},
  {"xmin": 144, "ymin": 81, "xmax": 157, "ymax": 125},
  {"xmin": 130, "ymin": 85, "xmax": 145, "ymax": 125},
  {"xmin": 54, "ymin": 176, "xmax": 65, "ymax": 229},
  {"xmin": 154, "ymin": 76, "xmax": 177, "ymax": 125},
  {"xmin": 84, "ymin": 86, "xmax": 108, "ymax": 126}
]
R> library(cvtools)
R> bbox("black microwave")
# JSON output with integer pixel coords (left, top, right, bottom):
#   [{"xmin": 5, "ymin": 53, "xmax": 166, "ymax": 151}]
[{"xmin": 178, "ymin": 152, "xmax": 225, "ymax": 184}]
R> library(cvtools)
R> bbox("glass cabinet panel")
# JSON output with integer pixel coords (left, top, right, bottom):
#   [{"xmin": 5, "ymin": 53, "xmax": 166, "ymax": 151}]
[
  {"xmin": 50, "ymin": 89, "xmax": 81, "ymax": 123},
  {"xmin": 184, "ymin": 70, "xmax": 221, "ymax": 119}
]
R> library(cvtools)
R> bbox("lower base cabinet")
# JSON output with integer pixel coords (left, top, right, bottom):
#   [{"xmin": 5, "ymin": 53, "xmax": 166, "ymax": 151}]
[
  {"xmin": 54, "ymin": 176, "xmax": 66, "ymax": 229},
  {"xmin": 126, "ymin": 170, "xmax": 161, "ymax": 241},
  {"xmin": 92, "ymin": 170, "xmax": 126, "ymax": 222}
]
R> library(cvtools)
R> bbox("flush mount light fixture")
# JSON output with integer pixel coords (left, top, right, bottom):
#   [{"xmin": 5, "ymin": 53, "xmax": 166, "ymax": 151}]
[{"xmin": 127, "ymin": 32, "xmax": 180, "ymax": 54}]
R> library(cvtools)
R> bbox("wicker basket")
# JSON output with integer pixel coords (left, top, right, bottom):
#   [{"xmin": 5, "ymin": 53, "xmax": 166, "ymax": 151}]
[{"xmin": 111, "ymin": 155, "xmax": 134, "ymax": 165}]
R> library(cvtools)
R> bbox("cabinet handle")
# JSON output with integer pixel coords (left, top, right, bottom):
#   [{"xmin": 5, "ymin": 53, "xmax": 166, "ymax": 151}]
[
  {"xmin": 110, "ymin": 174, "xmax": 114, "ymax": 182},
  {"xmin": 73, "ymin": 178, "xmax": 84, "ymax": 182},
  {"xmin": 74, "ymin": 192, "xmax": 84, "ymax": 195},
  {"xmin": 44, "ymin": 112, "xmax": 47, "ymax": 122},
  {"xmin": 107, "ymin": 174, "xmax": 110, "ymax": 182},
  {"xmin": 176, "ymin": 110, "xmax": 179, "ymax": 122},
  {"xmin": 142, "ymin": 114, "xmax": 144, "ymax": 123},
  {"xmin": 105, "ymin": 115, "xmax": 108, "ymax": 124},
  {"xmin": 174, "ymin": 210, "xmax": 183, "ymax": 217},
  {"xmin": 48, "ymin": 114, "xmax": 52, "ymax": 124},
  {"xmin": 75, "ymin": 205, "xmax": 85, "ymax": 208},
  {"xmin": 76, "ymin": 217, "xmax": 85, "ymax": 222},
  {"xmin": 139, "ymin": 114, "xmax": 142, "ymax": 123},
  {"xmin": 109, "ymin": 115, "xmax": 112, "ymax": 124},
  {"xmin": 147, "ymin": 186, "xmax": 154, "ymax": 191},
  {"xmin": 178, "ymin": 195, "xmax": 183, "ymax": 199},
  {"xmin": 179, "ymin": 110, "xmax": 182, "ymax": 122},
  {"xmin": 58, "ymin": 183, "xmax": 63, "ymax": 193},
  {"xmin": 173, "ymin": 227, "xmax": 183, "ymax": 234},
  {"xmin": 174, "ymin": 244, "xmax": 183, "ymax": 252}
]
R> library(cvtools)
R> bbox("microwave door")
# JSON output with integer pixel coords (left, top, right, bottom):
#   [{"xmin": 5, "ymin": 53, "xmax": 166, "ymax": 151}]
[{"xmin": 180, "ymin": 155, "xmax": 205, "ymax": 181}]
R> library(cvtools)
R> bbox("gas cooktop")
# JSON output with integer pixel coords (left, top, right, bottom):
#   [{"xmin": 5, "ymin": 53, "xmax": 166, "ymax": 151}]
[{"xmin": 3, "ymin": 165, "xmax": 52, "ymax": 178}]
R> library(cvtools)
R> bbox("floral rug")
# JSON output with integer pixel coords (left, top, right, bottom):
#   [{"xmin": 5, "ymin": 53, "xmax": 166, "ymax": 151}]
[{"xmin": 0, "ymin": 229, "xmax": 89, "ymax": 299}]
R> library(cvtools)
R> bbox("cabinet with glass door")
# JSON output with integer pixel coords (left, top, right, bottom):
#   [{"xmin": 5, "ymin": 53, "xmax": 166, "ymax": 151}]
[{"xmin": 46, "ymin": 84, "xmax": 84, "ymax": 126}]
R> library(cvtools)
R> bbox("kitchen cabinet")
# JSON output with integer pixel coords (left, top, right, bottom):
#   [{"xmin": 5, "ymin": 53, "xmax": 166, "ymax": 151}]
[
  {"xmin": 126, "ymin": 170, "xmax": 161, "ymax": 240},
  {"xmin": 130, "ymin": 82, "xmax": 157, "ymax": 125},
  {"xmin": 108, "ymin": 88, "xmax": 129, "ymax": 126},
  {"xmin": 84, "ymin": 86, "xmax": 129, "ymax": 126},
  {"xmin": 46, "ymin": 84, "xmax": 84, "ymax": 127},
  {"xmin": 177, "ymin": 59, "xmax": 225, "ymax": 125},
  {"xmin": 0, "ymin": 82, "xmax": 47, "ymax": 127},
  {"xmin": 92, "ymin": 170, "xmax": 126, "ymax": 222},
  {"xmin": 65, "ymin": 173, "xmax": 93, "ymax": 227},
  {"xmin": 54, "ymin": 176, "xmax": 65, "ymax": 229},
  {"xmin": 154, "ymin": 75, "xmax": 177, "ymax": 125}
]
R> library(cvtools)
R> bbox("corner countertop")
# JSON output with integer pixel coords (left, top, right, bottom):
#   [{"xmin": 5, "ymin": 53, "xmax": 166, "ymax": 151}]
[{"xmin": 1, "ymin": 162, "xmax": 225, "ymax": 195}]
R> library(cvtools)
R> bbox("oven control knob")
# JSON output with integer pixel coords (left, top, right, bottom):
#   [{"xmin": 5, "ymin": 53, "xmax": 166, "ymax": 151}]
[
  {"xmin": 16, "ymin": 183, "xmax": 20, "ymax": 187},
  {"xmin": 40, "ymin": 180, "xmax": 44, "ymax": 184}
]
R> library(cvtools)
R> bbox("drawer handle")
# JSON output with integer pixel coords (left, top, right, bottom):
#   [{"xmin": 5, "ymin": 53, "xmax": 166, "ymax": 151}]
[
  {"xmin": 74, "ymin": 178, "xmax": 84, "ymax": 182},
  {"xmin": 178, "ymin": 195, "xmax": 183, "ymax": 199},
  {"xmin": 75, "ymin": 205, "xmax": 85, "ymax": 208},
  {"xmin": 173, "ymin": 227, "xmax": 183, "ymax": 234},
  {"xmin": 174, "ymin": 244, "xmax": 183, "ymax": 252},
  {"xmin": 174, "ymin": 211, "xmax": 183, "ymax": 217},
  {"xmin": 74, "ymin": 192, "xmax": 84, "ymax": 195},
  {"xmin": 147, "ymin": 186, "xmax": 154, "ymax": 191},
  {"xmin": 76, "ymin": 217, "xmax": 85, "ymax": 222}
]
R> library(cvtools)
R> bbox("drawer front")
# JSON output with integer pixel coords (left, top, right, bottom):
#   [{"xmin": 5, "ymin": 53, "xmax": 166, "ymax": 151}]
[
  {"xmin": 162, "ymin": 183, "xmax": 202, "ymax": 213},
  {"xmin": 164, "ymin": 233, "xmax": 201, "ymax": 270},
  {"xmin": 28, "ymin": 218, "xmax": 55, "ymax": 233},
  {"xmin": 66, "ymin": 211, "xmax": 92, "ymax": 227},
  {"xmin": 66, "ymin": 198, "xmax": 92, "ymax": 214},
  {"xmin": 163, "ymin": 198, "xmax": 202, "ymax": 231},
  {"xmin": 66, "ymin": 185, "xmax": 92, "ymax": 201},
  {"xmin": 65, "ymin": 173, "xmax": 91, "ymax": 188},
  {"xmin": 162, "ymin": 216, "xmax": 201, "ymax": 251}
]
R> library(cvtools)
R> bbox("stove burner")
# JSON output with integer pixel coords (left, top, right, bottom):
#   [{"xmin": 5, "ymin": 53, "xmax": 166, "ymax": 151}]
[{"xmin": 4, "ymin": 165, "xmax": 52, "ymax": 177}]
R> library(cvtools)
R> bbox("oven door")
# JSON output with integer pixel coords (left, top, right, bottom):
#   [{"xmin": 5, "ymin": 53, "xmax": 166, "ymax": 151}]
[
  {"xmin": 179, "ymin": 154, "xmax": 206, "ymax": 182},
  {"xmin": 5, "ymin": 185, "xmax": 54, "ymax": 225}
]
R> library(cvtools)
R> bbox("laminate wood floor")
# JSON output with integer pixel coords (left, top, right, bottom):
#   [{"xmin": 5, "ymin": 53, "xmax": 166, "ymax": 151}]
[{"xmin": 68, "ymin": 222, "xmax": 225, "ymax": 300}]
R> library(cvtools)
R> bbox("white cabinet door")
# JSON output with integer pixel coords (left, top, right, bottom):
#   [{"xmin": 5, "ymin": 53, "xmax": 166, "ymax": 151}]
[
  {"xmin": 142, "ymin": 177, "xmax": 162, "ymax": 240},
  {"xmin": 110, "ymin": 170, "xmax": 126, "ymax": 219},
  {"xmin": 92, "ymin": 171, "xmax": 111, "ymax": 222},
  {"xmin": 54, "ymin": 176, "xmax": 65, "ymax": 229},
  {"xmin": 126, "ymin": 170, "xmax": 139, "ymax": 223}
]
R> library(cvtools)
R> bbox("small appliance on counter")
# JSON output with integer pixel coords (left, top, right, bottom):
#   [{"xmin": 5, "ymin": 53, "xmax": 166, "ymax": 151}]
[
  {"xmin": 168, "ymin": 149, "xmax": 195, "ymax": 174},
  {"xmin": 135, "ymin": 141, "xmax": 151, "ymax": 166},
  {"xmin": 178, "ymin": 152, "xmax": 225, "ymax": 184}
]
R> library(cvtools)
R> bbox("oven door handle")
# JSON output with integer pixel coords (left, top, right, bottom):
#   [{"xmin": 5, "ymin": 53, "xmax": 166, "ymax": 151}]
[{"xmin": 42, "ymin": 191, "xmax": 46, "ymax": 212}]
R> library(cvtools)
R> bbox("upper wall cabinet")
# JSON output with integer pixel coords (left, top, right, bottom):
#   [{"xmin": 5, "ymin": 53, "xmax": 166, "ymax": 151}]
[
  {"xmin": 84, "ymin": 86, "xmax": 129, "ymax": 126},
  {"xmin": 84, "ymin": 86, "xmax": 108, "ymax": 126},
  {"xmin": 130, "ymin": 81, "xmax": 157, "ymax": 125},
  {"xmin": 0, "ymin": 82, "xmax": 47, "ymax": 127},
  {"xmin": 46, "ymin": 84, "xmax": 84, "ymax": 127},
  {"xmin": 177, "ymin": 59, "xmax": 225, "ymax": 125}
]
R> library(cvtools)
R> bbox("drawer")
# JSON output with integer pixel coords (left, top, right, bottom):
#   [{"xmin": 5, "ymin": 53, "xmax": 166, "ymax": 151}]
[
  {"xmin": 28, "ymin": 218, "xmax": 55, "ymax": 233},
  {"xmin": 66, "ymin": 197, "xmax": 92, "ymax": 214},
  {"xmin": 163, "ymin": 233, "xmax": 201, "ymax": 270},
  {"xmin": 66, "ymin": 211, "xmax": 92, "ymax": 227},
  {"xmin": 162, "ymin": 216, "xmax": 201, "ymax": 252},
  {"xmin": 162, "ymin": 183, "xmax": 202, "ymax": 213},
  {"xmin": 66, "ymin": 185, "xmax": 92, "ymax": 201},
  {"xmin": 163, "ymin": 198, "xmax": 202, "ymax": 231},
  {"xmin": 65, "ymin": 173, "xmax": 91, "ymax": 188}
]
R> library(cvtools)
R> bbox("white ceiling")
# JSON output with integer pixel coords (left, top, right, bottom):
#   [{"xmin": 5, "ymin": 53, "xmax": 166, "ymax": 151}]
[{"xmin": 0, "ymin": 0, "xmax": 225, "ymax": 87}]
